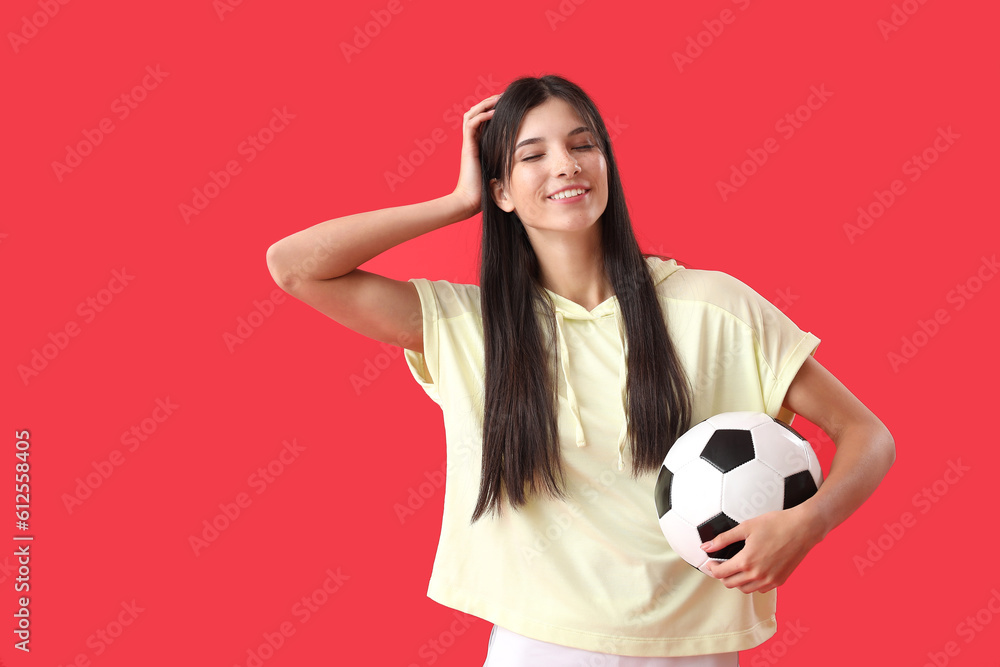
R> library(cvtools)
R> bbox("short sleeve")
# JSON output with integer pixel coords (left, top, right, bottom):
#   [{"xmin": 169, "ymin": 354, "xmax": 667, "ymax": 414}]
[
  {"xmin": 738, "ymin": 280, "xmax": 821, "ymax": 425},
  {"xmin": 403, "ymin": 279, "xmax": 441, "ymax": 404},
  {"xmin": 402, "ymin": 277, "xmax": 483, "ymax": 407}
]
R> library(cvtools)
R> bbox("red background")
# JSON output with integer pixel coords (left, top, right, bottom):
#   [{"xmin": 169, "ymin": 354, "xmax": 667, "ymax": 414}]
[{"xmin": 3, "ymin": 0, "xmax": 998, "ymax": 665}]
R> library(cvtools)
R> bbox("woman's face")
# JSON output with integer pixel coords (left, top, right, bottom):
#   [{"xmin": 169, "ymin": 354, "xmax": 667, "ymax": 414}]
[{"xmin": 490, "ymin": 97, "xmax": 609, "ymax": 236}]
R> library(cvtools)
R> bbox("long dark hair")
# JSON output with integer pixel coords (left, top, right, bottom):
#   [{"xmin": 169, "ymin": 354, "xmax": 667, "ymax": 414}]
[{"xmin": 471, "ymin": 74, "xmax": 692, "ymax": 523}]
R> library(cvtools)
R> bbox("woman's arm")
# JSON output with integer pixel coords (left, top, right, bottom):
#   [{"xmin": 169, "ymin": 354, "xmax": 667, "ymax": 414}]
[
  {"xmin": 265, "ymin": 93, "xmax": 500, "ymax": 353},
  {"xmin": 780, "ymin": 355, "xmax": 896, "ymax": 539},
  {"xmin": 702, "ymin": 355, "xmax": 896, "ymax": 593},
  {"xmin": 265, "ymin": 194, "xmax": 475, "ymax": 355},
  {"xmin": 266, "ymin": 193, "xmax": 476, "ymax": 289}
]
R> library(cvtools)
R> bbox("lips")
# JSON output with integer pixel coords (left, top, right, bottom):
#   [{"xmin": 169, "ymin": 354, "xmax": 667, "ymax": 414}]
[{"xmin": 548, "ymin": 187, "xmax": 590, "ymax": 200}]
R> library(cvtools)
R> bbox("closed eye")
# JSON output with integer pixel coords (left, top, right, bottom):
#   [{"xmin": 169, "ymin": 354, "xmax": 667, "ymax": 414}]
[{"xmin": 522, "ymin": 145, "xmax": 595, "ymax": 162}]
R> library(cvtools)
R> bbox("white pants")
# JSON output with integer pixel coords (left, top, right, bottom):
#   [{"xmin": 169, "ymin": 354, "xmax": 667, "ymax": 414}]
[{"xmin": 483, "ymin": 624, "xmax": 740, "ymax": 667}]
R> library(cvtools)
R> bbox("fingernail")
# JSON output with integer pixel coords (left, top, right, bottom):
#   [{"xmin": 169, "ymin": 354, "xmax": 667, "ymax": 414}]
[{"xmin": 701, "ymin": 542, "xmax": 712, "ymax": 551}]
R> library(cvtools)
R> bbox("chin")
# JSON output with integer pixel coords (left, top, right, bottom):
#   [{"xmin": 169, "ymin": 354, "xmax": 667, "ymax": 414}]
[{"xmin": 525, "ymin": 216, "xmax": 602, "ymax": 235}]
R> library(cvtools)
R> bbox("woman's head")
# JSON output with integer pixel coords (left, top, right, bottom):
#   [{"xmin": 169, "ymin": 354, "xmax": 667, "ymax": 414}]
[{"xmin": 479, "ymin": 75, "xmax": 620, "ymax": 243}]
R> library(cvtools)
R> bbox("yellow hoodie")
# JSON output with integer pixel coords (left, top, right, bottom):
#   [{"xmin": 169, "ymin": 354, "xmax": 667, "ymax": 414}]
[{"xmin": 403, "ymin": 256, "xmax": 820, "ymax": 657}]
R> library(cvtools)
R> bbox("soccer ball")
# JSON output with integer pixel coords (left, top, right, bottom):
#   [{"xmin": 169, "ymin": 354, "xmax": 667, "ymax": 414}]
[{"xmin": 654, "ymin": 411, "xmax": 823, "ymax": 574}]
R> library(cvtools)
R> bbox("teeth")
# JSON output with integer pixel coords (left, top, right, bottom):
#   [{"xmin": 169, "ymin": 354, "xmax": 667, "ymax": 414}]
[{"xmin": 549, "ymin": 188, "xmax": 586, "ymax": 200}]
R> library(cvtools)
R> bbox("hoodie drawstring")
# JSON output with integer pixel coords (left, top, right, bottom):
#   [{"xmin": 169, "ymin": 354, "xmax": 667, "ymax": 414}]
[
  {"xmin": 546, "ymin": 258, "xmax": 680, "ymax": 474},
  {"xmin": 554, "ymin": 307, "xmax": 631, "ymax": 471},
  {"xmin": 555, "ymin": 311, "xmax": 587, "ymax": 449}
]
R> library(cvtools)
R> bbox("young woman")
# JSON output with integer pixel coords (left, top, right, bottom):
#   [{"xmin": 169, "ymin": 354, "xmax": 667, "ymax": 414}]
[{"xmin": 265, "ymin": 75, "xmax": 895, "ymax": 666}]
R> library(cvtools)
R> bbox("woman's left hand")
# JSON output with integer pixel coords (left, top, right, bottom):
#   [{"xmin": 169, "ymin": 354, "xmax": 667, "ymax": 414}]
[{"xmin": 701, "ymin": 504, "xmax": 824, "ymax": 594}]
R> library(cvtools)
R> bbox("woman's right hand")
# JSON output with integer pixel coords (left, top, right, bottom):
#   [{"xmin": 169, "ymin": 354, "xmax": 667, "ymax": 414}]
[{"xmin": 451, "ymin": 93, "xmax": 502, "ymax": 218}]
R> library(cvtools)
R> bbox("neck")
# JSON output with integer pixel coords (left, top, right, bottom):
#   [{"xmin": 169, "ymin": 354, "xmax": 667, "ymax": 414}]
[{"xmin": 526, "ymin": 222, "xmax": 612, "ymax": 311}]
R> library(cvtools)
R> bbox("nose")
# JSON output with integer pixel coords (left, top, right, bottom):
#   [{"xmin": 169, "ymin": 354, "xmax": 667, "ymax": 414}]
[{"xmin": 554, "ymin": 148, "xmax": 580, "ymax": 177}]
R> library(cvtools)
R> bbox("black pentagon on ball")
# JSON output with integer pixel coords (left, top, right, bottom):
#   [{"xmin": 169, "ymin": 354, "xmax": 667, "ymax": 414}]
[
  {"xmin": 783, "ymin": 470, "xmax": 819, "ymax": 509},
  {"xmin": 654, "ymin": 465, "xmax": 673, "ymax": 519},
  {"xmin": 700, "ymin": 429, "xmax": 755, "ymax": 473},
  {"xmin": 697, "ymin": 513, "xmax": 745, "ymax": 560}
]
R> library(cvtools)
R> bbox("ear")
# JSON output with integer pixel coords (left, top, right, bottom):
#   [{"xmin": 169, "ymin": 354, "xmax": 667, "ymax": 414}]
[{"xmin": 490, "ymin": 178, "xmax": 515, "ymax": 213}]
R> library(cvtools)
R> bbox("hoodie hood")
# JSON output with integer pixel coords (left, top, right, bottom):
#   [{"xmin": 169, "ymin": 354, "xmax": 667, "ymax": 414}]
[{"xmin": 540, "ymin": 257, "xmax": 683, "ymax": 472}]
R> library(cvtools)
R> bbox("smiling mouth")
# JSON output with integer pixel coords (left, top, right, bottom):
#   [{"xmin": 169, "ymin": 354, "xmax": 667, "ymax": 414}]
[{"xmin": 548, "ymin": 188, "xmax": 589, "ymax": 201}]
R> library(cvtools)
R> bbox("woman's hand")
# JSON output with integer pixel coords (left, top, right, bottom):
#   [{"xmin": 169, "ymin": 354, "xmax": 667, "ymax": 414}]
[
  {"xmin": 701, "ymin": 503, "xmax": 824, "ymax": 594},
  {"xmin": 451, "ymin": 93, "xmax": 501, "ymax": 218}
]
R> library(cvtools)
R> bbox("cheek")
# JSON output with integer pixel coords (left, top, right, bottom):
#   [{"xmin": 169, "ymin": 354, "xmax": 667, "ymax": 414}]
[
  {"xmin": 514, "ymin": 172, "xmax": 545, "ymax": 202},
  {"xmin": 594, "ymin": 155, "xmax": 608, "ymax": 180},
  {"xmin": 594, "ymin": 161, "xmax": 609, "ymax": 195}
]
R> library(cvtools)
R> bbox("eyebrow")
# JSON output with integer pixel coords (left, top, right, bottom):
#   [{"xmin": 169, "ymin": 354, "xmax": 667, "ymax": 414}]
[{"xmin": 514, "ymin": 126, "xmax": 593, "ymax": 151}]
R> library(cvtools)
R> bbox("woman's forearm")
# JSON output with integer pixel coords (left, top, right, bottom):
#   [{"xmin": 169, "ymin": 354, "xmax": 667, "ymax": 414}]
[
  {"xmin": 803, "ymin": 418, "xmax": 896, "ymax": 541},
  {"xmin": 265, "ymin": 192, "xmax": 476, "ymax": 289}
]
